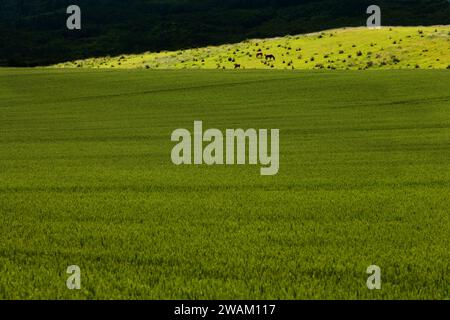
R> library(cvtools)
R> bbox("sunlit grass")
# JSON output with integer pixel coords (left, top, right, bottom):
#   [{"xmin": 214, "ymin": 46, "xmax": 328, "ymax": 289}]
[{"xmin": 54, "ymin": 26, "xmax": 450, "ymax": 70}]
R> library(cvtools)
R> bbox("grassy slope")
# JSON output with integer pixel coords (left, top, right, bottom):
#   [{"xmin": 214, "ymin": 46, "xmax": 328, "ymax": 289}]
[
  {"xmin": 54, "ymin": 26, "xmax": 450, "ymax": 70},
  {"xmin": 1, "ymin": 68, "xmax": 450, "ymax": 299}
]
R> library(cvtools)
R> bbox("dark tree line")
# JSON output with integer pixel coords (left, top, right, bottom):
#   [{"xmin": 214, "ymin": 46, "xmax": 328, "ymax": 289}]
[{"xmin": 1, "ymin": 0, "xmax": 449, "ymax": 66}]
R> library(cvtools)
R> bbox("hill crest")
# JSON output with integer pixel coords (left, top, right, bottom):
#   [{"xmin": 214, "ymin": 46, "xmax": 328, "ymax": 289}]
[{"xmin": 54, "ymin": 26, "xmax": 450, "ymax": 70}]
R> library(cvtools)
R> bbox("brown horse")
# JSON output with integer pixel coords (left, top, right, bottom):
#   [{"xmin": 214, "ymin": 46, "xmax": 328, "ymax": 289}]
[{"xmin": 265, "ymin": 54, "xmax": 276, "ymax": 61}]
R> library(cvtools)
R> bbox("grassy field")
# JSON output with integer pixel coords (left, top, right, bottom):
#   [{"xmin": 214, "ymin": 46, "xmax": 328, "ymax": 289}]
[
  {"xmin": 54, "ymin": 26, "xmax": 450, "ymax": 70},
  {"xmin": 0, "ymin": 68, "xmax": 450, "ymax": 299}
]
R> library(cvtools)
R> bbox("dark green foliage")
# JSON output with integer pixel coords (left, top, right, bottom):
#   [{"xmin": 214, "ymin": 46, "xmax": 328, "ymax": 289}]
[{"xmin": 1, "ymin": 0, "xmax": 450, "ymax": 66}]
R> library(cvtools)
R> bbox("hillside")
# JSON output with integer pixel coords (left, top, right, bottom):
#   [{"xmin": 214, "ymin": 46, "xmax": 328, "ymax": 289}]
[
  {"xmin": 2, "ymin": 0, "xmax": 450, "ymax": 66},
  {"xmin": 54, "ymin": 26, "xmax": 450, "ymax": 70}
]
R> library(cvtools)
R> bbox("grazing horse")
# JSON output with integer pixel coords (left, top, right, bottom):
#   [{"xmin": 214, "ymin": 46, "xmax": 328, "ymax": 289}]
[
  {"xmin": 265, "ymin": 54, "xmax": 276, "ymax": 61},
  {"xmin": 234, "ymin": 64, "xmax": 241, "ymax": 69}
]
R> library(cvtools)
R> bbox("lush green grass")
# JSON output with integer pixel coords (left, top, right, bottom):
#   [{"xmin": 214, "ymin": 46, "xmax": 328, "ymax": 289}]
[
  {"xmin": 54, "ymin": 26, "xmax": 450, "ymax": 70},
  {"xmin": 0, "ymin": 68, "xmax": 449, "ymax": 299}
]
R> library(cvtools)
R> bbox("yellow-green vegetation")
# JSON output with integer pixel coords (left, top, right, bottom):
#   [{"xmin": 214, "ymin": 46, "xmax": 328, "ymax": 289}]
[{"xmin": 54, "ymin": 26, "xmax": 450, "ymax": 70}]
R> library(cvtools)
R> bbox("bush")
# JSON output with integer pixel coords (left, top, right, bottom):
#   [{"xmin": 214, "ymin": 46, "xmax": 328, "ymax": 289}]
[
  {"xmin": 392, "ymin": 56, "xmax": 401, "ymax": 63},
  {"xmin": 315, "ymin": 63, "xmax": 324, "ymax": 69}
]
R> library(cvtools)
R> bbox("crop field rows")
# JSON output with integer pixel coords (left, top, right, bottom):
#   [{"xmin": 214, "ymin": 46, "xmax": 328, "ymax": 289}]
[{"xmin": 0, "ymin": 69, "xmax": 449, "ymax": 299}]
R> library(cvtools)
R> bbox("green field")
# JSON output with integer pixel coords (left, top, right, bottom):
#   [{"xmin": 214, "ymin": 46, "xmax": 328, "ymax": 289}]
[
  {"xmin": 55, "ymin": 26, "xmax": 450, "ymax": 70},
  {"xmin": 0, "ymin": 68, "xmax": 449, "ymax": 299}
]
